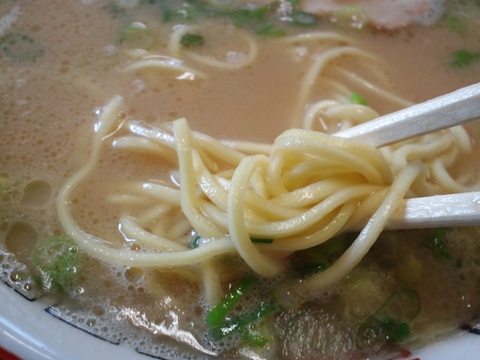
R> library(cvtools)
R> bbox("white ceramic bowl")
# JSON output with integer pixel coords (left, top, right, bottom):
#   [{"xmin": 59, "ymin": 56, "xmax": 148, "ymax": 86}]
[{"xmin": 0, "ymin": 281, "xmax": 478, "ymax": 360}]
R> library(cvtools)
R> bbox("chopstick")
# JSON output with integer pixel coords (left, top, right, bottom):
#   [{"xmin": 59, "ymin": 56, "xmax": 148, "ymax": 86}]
[
  {"xmin": 334, "ymin": 82, "xmax": 480, "ymax": 147},
  {"xmin": 388, "ymin": 192, "xmax": 480, "ymax": 229},
  {"xmin": 386, "ymin": 191, "xmax": 480, "ymax": 229},
  {"xmin": 334, "ymin": 83, "xmax": 480, "ymax": 229},
  {"xmin": 351, "ymin": 192, "xmax": 480, "ymax": 231}
]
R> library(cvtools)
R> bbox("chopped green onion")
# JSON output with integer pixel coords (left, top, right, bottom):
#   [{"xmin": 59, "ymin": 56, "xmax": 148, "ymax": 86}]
[
  {"xmin": 357, "ymin": 317, "xmax": 410, "ymax": 349},
  {"xmin": 244, "ymin": 330, "xmax": 269, "ymax": 347},
  {"xmin": 332, "ymin": 6, "xmax": 369, "ymax": 30},
  {"xmin": 181, "ymin": 33, "xmax": 204, "ymax": 47},
  {"xmin": 291, "ymin": 11, "xmax": 317, "ymax": 26},
  {"xmin": 321, "ymin": 235, "xmax": 348, "ymax": 255},
  {"xmin": 250, "ymin": 237, "xmax": 273, "ymax": 244},
  {"xmin": 451, "ymin": 49, "xmax": 480, "ymax": 68},
  {"xmin": 33, "ymin": 236, "xmax": 83, "ymax": 291},
  {"xmin": 293, "ymin": 235, "xmax": 347, "ymax": 276},
  {"xmin": 107, "ymin": 0, "xmax": 319, "ymax": 38},
  {"xmin": 161, "ymin": 5, "xmax": 174, "ymax": 22},
  {"xmin": 256, "ymin": 23, "xmax": 286, "ymax": 37},
  {"xmin": 0, "ymin": 33, "xmax": 44, "ymax": 61},
  {"xmin": 446, "ymin": 15, "xmax": 468, "ymax": 35},
  {"xmin": 206, "ymin": 275, "xmax": 258, "ymax": 327},
  {"xmin": 356, "ymin": 289, "xmax": 421, "ymax": 349},
  {"xmin": 119, "ymin": 27, "xmax": 157, "ymax": 50},
  {"xmin": 294, "ymin": 263, "xmax": 328, "ymax": 277},
  {"xmin": 210, "ymin": 301, "xmax": 277, "ymax": 339},
  {"xmin": 191, "ymin": 235, "xmax": 201, "ymax": 249},
  {"xmin": 424, "ymin": 228, "xmax": 453, "ymax": 260},
  {"xmin": 229, "ymin": 6, "xmax": 270, "ymax": 28},
  {"xmin": 349, "ymin": 92, "xmax": 368, "ymax": 105},
  {"xmin": 377, "ymin": 289, "xmax": 421, "ymax": 322}
]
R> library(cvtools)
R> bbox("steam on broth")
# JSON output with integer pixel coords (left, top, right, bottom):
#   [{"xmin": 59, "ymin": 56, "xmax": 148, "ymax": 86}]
[{"xmin": 1, "ymin": 1, "xmax": 480, "ymax": 359}]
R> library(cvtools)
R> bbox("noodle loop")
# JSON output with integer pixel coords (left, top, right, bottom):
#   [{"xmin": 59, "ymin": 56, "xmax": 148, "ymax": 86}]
[{"xmin": 57, "ymin": 94, "xmax": 477, "ymax": 291}]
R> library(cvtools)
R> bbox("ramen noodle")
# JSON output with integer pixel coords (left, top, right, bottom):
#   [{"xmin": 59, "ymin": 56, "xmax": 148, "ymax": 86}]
[{"xmin": 1, "ymin": 1, "xmax": 480, "ymax": 359}]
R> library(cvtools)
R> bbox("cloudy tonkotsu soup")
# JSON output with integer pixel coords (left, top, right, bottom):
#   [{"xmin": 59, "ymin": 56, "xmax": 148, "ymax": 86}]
[{"xmin": 2, "ymin": 1, "xmax": 480, "ymax": 359}]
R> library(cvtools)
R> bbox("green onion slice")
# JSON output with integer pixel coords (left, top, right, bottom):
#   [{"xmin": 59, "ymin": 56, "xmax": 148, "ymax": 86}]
[
  {"xmin": 291, "ymin": 10, "xmax": 317, "ymax": 26},
  {"xmin": 181, "ymin": 33, "xmax": 204, "ymax": 47},
  {"xmin": 350, "ymin": 92, "xmax": 368, "ymax": 105},
  {"xmin": 356, "ymin": 289, "xmax": 421, "ymax": 349},
  {"xmin": 446, "ymin": 15, "xmax": 468, "ymax": 35},
  {"xmin": 332, "ymin": 6, "xmax": 369, "ymax": 29},
  {"xmin": 206, "ymin": 275, "xmax": 258, "ymax": 327},
  {"xmin": 210, "ymin": 301, "xmax": 277, "ymax": 339},
  {"xmin": 119, "ymin": 27, "xmax": 156, "ymax": 50},
  {"xmin": 244, "ymin": 330, "xmax": 269, "ymax": 347},
  {"xmin": 424, "ymin": 228, "xmax": 453, "ymax": 260},
  {"xmin": 191, "ymin": 235, "xmax": 201, "ymax": 249},
  {"xmin": 451, "ymin": 49, "xmax": 480, "ymax": 68}
]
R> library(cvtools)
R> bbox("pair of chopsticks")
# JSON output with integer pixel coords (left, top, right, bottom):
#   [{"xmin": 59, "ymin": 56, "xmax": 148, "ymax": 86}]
[{"xmin": 334, "ymin": 82, "xmax": 480, "ymax": 230}]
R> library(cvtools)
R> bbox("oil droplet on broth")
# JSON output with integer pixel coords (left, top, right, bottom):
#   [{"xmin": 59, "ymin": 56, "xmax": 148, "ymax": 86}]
[
  {"xmin": 20, "ymin": 180, "xmax": 52, "ymax": 207},
  {"xmin": 5, "ymin": 221, "xmax": 38, "ymax": 266},
  {"xmin": 124, "ymin": 266, "xmax": 143, "ymax": 283}
]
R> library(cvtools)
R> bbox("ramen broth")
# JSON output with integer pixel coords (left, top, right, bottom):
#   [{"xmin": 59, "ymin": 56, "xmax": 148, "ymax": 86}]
[{"xmin": 1, "ymin": 1, "xmax": 480, "ymax": 359}]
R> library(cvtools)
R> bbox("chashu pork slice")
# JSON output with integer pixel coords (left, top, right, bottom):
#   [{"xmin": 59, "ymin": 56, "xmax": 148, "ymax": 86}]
[
  {"xmin": 245, "ymin": 0, "xmax": 446, "ymax": 29},
  {"xmin": 300, "ymin": 0, "xmax": 446, "ymax": 29}
]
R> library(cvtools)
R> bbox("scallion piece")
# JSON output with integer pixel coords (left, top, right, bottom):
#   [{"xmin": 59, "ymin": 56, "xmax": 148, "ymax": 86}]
[
  {"xmin": 293, "ymin": 235, "xmax": 347, "ymax": 276},
  {"xmin": 451, "ymin": 49, "xmax": 480, "ymax": 68},
  {"xmin": 119, "ymin": 27, "xmax": 157, "ymax": 50},
  {"xmin": 206, "ymin": 275, "xmax": 258, "ymax": 327},
  {"xmin": 210, "ymin": 301, "xmax": 277, "ymax": 339},
  {"xmin": 356, "ymin": 289, "xmax": 421, "ymax": 349},
  {"xmin": 191, "ymin": 235, "xmax": 201, "ymax": 249},
  {"xmin": 33, "ymin": 236, "xmax": 83, "ymax": 291},
  {"xmin": 357, "ymin": 317, "xmax": 411, "ymax": 349},
  {"xmin": 244, "ymin": 330, "xmax": 269, "ymax": 347},
  {"xmin": 446, "ymin": 15, "xmax": 468, "ymax": 35},
  {"xmin": 161, "ymin": 5, "xmax": 174, "ymax": 22},
  {"xmin": 256, "ymin": 23, "xmax": 285, "ymax": 37},
  {"xmin": 424, "ymin": 228, "xmax": 453, "ymax": 260},
  {"xmin": 350, "ymin": 92, "xmax": 368, "ymax": 105},
  {"xmin": 378, "ymin": 289, "xmax": 421, "ymax": 322},
  {"xmin": 291, "ymin": 10, "xmax": 317, "ymax": 26},
  {"xmin": 332, "ymin": 5, "xmax": 369, "ymax": 30},
  {"xmin": 181, "ymin": 33, "xmax": 204, "ymax": 47},
  {"xmin": 229, "ymin": 6, "xmax": 270, "ymax": 28}
]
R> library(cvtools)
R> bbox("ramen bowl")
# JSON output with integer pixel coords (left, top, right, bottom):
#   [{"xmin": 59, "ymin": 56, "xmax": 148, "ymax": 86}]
[
  {"xmin": 1, "ymin": 1, "xmax": 480, "ymax": 359},
  {"xmin": 0, "ymin": 281, "xmax": 479, "ymax": 360}
]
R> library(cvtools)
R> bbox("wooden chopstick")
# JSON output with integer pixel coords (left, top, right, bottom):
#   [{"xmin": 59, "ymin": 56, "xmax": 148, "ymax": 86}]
[
  {"xmin": 386, "ymin": 192, "xmax": 480, "ymax": 229},
  {"xmin": 349, "ymin": 192, "xmax": 480, "ymax": 231},
  {"xmin": 334, "ymin": 82, "xmax": 480, "ymax": 147},
  {"xmin": 332, "ymin": 83, "xmax": 480, "ymax": 229}
]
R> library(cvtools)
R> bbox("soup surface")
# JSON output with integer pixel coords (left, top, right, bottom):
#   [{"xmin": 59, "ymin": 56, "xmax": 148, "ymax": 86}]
[{"xmin": 1, "ymin": 1, "xmax": 480, "ymax": 359}]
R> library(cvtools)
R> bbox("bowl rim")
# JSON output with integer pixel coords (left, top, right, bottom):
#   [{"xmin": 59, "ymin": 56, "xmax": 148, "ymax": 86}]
[{"xmin": 0, "ymin": 281, "xmax": 477, "ymax": 360}]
